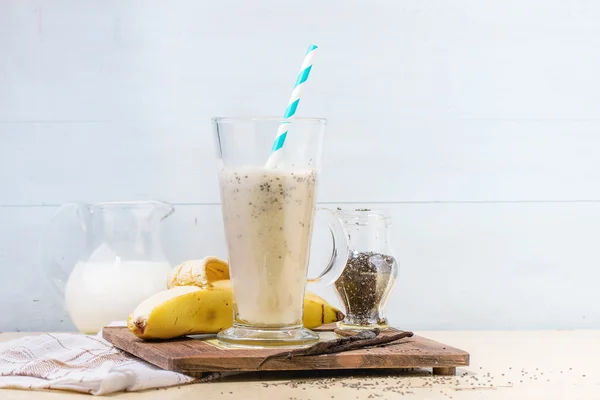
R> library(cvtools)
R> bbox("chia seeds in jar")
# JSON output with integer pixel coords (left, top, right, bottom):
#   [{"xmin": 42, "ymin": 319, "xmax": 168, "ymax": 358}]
[{"xmin": 333, "ymin": 209, "xmax": 398, "ymax": 330}]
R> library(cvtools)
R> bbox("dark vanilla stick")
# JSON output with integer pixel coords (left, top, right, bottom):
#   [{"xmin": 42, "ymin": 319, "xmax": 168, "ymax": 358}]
[{"xmin": 257, "ymin": 329, "xmax": 414, "ymax": 369}]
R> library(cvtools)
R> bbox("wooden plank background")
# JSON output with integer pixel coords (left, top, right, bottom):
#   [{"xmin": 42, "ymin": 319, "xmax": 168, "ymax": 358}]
[{"xmin": 1, "ymin": 0, "xmax": 600, "ymax": 331}]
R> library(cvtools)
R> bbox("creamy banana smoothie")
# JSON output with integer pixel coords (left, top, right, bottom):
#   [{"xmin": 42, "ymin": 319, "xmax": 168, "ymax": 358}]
[{"xmin": 219, "ymin": 166, "xmax": 317, "ymax": 326}]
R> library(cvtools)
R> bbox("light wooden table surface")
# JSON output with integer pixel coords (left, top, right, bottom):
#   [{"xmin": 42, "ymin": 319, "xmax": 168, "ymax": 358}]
[{"xmin": 1, "ymin": 330, "xmax": 598, "ymax": 399}]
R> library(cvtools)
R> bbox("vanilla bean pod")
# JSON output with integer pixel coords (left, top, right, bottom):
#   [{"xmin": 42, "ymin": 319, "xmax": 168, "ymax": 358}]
[{"xmin": 257, "ymin": 329, "xmax": 414, "ymax": 369}]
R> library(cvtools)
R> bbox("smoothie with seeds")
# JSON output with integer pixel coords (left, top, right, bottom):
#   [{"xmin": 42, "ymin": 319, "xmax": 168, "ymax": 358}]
[{"xmin": 218, "ymin": 166, "xmax": 318, "ymax": 326}]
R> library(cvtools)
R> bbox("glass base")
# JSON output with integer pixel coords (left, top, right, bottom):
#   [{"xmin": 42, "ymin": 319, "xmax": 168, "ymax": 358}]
[
  {"xmin": 336, "ymin": 319, "xmax": 390, "ymax": 331},
  {"xmin": 217, "ymin": 325, "xmax": 319, "ymax": 348}
]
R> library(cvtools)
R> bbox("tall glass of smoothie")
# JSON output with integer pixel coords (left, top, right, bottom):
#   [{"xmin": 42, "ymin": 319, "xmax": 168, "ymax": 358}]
[{"xmin": 212, "ymin": 117, "xmax": 349, "ymax": 347}]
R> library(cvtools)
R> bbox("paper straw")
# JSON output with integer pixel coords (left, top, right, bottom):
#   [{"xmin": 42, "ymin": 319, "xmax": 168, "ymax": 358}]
[{"xmin": 265, "ymin": 44, "xmax": 319, "ymax": 168}]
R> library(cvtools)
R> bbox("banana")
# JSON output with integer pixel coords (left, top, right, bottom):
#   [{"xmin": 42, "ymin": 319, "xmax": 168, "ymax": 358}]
[
  {"xmin": 128, "ymin": 280, "xmax": 344, "ymax": 340},
  {"xmin": 128, "ymin": 285, "xmax": 232, "ymax": 340},
  {"xmin": 167, "ymin": 257, "xmax": 230, "ymax": 289},
  {"xmin": 303, "ymin": 291, "xmax": 345, "ymax": 329}
]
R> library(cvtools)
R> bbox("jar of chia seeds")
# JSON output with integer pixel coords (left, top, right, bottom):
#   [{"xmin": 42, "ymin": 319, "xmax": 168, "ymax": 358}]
[{"xmin": 334, "ymin": 208, "xmax": 398, "ymax": 330}]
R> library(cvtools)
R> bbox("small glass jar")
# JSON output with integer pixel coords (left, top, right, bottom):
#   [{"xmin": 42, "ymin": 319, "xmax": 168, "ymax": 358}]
[{"xmin": 334, "ymin": 208, "xmax": 398, "ymax": 330}]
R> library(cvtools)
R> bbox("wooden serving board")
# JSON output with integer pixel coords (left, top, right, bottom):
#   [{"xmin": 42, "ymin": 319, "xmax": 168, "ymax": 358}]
[{"xmin": 103, "ymin": 326, "xmax": 469, "ymax": 378}]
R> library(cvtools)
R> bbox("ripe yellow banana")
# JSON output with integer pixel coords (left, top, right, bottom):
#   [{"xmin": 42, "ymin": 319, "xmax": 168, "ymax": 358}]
[
  {"xmin": 128, "ymin": 286, "xmax": 232, "ymax": 340},
  {"xmin": 128, "ymin": 281, "xmax": 344, "ymax": 340},
  {"xmin": 167, "ymin": 257, "xmax": 230, "ymax": 289},
  {"xmin": 303, "ymin": 291, "xmax": 345, "ymax": 329}
]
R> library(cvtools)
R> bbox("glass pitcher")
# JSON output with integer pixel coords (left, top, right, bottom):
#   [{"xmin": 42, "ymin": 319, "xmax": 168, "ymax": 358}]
[
  {"xmin": 212, "ymin": 117, "xmax": 350, "ymax": 347},
  {"xmin": 334, "ymin": 208, "xmax": 399, "ymax": 330},
  {"xmin": 45, "ymin": 201, "xmax": 174, "ymax": 334}
]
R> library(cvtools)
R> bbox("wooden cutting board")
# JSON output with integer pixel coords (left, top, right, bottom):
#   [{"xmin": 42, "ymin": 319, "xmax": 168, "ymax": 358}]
[{"xmin": 103, "ymin": 326, "xmax": 469, "ymax": 378}]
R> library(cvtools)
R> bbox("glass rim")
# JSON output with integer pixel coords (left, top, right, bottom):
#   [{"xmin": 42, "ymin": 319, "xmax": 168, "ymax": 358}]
[
  {"xmin": 212, "ymin": 116, "xmax": 327, "ymax": 124},
  {"xmin": 90, "ymin": 200, "xmax": 172, "ymax": 209},
  {"xmin": 336, "ymin": 208, "xmax": 392, "ymax": 220}
]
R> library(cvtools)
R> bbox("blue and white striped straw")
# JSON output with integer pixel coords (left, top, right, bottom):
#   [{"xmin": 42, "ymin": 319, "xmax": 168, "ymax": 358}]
[{"xmin": 266, "ymin": 44, "xmax": 318, "ymax": 168}]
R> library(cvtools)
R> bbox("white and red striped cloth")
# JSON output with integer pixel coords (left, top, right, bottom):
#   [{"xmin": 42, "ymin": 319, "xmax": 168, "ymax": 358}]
[{"xmin": 0, "ymin": 326, "xmax": 196, "ymax": 395}]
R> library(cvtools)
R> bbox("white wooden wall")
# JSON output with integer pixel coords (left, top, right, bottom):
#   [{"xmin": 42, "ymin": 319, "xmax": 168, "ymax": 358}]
[{"xmin": 2, "ymin": 0, "xmax": 600, "ymax": 331}]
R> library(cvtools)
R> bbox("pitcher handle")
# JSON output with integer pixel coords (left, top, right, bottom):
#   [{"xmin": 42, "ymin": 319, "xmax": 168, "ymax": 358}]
[
  {"xmin": 43, "ymin": 203, "xmax": 93, "ymax": 301},
  {"xmin": 307, "ymin": 208, "xmax": 350, "ymax": 286}
]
